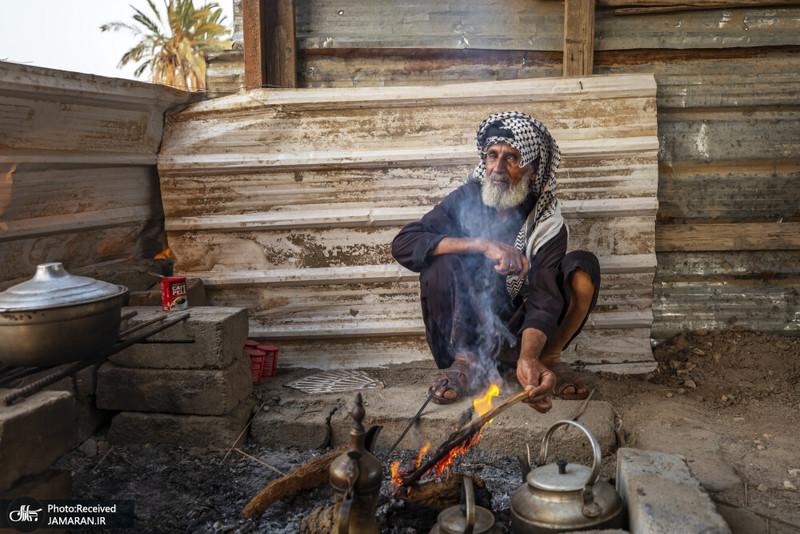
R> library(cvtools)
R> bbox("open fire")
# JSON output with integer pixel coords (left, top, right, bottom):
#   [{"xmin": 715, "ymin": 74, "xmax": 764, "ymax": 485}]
[{"xmin": 391, "ymin": 384, "xmax": 500, "ymax": 489}]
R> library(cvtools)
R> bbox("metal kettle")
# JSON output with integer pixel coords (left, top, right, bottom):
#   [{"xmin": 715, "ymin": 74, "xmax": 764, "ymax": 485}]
[
  {"xmin": 329, "ymin": 393, "xmax": 383, "ymax": 534},
  {"xmin": 510, "ymin": 420, "xmax": 625, "ymax": 533},
  {"xmin": 430, "ymin": 476, "xmax": 501, "ymax": 534}
]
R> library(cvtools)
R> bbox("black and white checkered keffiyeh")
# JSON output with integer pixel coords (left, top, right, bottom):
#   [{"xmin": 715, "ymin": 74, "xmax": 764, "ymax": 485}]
[{"xmin": 467, "ymin": 111, "xmax": 565, "ymax": 299}]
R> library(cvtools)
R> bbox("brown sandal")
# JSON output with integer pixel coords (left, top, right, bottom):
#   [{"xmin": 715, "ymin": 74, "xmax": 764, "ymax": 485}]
[
  {"xmin": 549, "ymin": 361, "xmax": 590, "ymax": 400},
  {"xmin": 429, "ymin": 358, "xmax": 471, "ymax": 404}
]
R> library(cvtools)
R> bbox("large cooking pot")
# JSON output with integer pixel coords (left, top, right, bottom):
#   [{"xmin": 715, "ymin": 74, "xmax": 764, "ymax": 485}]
[{"xmin": 0, "ymin": 262, "xmax": 128, "ymax": 367}]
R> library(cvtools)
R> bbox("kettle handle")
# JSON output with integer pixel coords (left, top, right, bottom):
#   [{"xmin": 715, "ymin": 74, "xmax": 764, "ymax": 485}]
[
  {"xmin": 462, "ymin": 476, "xmax": 476, "ymax": 534},
  {"xmin": 536, "ymin": 420, "xmax": 601, "ymax": 488}
]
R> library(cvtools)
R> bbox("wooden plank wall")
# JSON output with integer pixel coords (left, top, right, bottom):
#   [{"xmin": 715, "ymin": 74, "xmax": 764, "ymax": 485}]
[
  {"xmin": 0, "ymin": 62, "xmax": 195, "ymax": 282},
  {"xmin": 205, "ymin": 1, "xmax": 800, "ymax": 341},
  {"xmin": 158, "ymin": 74, "xmax": 659, "ymax": 371}
]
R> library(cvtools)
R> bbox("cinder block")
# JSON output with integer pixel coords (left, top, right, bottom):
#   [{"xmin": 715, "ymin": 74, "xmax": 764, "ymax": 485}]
[
  {"xmin": 251, "ymin": 403, "xmax": 336, "ymax": 449},
  {"xmin": 107, "ymin": 398, "xmax": 256, "ymax": 450},
  {"xmin": 0, "ymin": 469, "xmax": 71, "ymax": 500},
  {"xmin": 616, "ymin": 448, "xmax": 731, "ymax": 534},
  {"xmin": 0, "ymin": 390, "xmax": 76, "ymax": 492},
  {"xmin": 110, "ymin": 306, "xmax": 247, "ymax": 370},
  {"xmin": 96, "ymin": 354, "xmax": 252, "ymax": 415}
]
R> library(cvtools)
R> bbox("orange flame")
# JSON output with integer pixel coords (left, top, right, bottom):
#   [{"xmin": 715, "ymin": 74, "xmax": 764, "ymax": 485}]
[
  {"xmin": 154, "ymin": 247, "xmax": 172, "ymax": 260},
  {"xmin": 473, "ymin": 383, "xmax": 500, "ymax": 418},
  {"xmin": 391, "ymin": 441, "xmax": 431, "ymax": 488}
]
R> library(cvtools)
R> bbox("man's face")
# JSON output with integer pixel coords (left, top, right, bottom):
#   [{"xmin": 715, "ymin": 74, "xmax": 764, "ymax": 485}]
[{"xmin": 481, "ymin": 143, "xmax": 534, "ymax": 210}]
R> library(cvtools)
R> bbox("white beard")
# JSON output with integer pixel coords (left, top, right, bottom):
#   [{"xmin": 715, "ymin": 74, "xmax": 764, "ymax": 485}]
[{"xmin": 481, "ymin": 169, "xmax": 533, "ymax": 210}]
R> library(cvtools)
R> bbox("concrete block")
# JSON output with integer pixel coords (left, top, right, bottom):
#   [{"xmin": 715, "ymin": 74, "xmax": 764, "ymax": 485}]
[
  {"xmin": 110, "ymin": 306, "xmax": 247, "ymax": 370},
  {"xmin": 328, "ymin": 385, "xmax": 615, "ymax": 463},
  {"xmin": 107, "ymin": 398, "xmax": 256, "ymax": 450},
  {"xmin": 0, "ymin": 390, "xmax": 76, "ymax": 492},
  {"xmin": 127, "ymin": 277, "xmax": 207, "ymax": 307},
  {"xmin": 616, "ymin": 448, "xmax": 731, "ymax": 534},
  {"xmin": 251, "ymin": 402, "xmax": 337, "ymax": 449},
  {"xmin": 0, "ymin": 469, "xmax": 71, "ymax": 501},
  {"xmin": 96, "ymin": 354, "xmax": 252, "ymax": 415}
]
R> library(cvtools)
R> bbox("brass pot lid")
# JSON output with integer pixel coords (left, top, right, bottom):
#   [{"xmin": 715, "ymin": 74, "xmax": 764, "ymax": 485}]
[
  {"xmin": 437, "ymin": 504, "xmax": 496, "ymax": 534},
  {"xmin": 527, "ymin": 461, "xmax": 593, "ymax": 492},
  {"xmin": 0, "ymin": 263, "xmax": 127, "ymax": 312}
]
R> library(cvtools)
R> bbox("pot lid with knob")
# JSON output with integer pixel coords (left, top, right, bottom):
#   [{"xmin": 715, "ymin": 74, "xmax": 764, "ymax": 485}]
[{"xmin": 0, "ymin": 262, "xmax": 127, "ymax": 311}]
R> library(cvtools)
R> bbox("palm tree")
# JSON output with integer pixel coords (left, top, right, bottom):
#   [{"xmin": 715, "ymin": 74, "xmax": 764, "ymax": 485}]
[{"xmin": 101, "ymin": 0, "xmax": 230, "ymax": 91}]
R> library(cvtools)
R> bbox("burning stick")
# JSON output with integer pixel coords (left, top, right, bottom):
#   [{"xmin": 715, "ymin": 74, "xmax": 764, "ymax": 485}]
[{"xmin": 400, "ymin": 389, "xmax": 530, "ymax": 487}]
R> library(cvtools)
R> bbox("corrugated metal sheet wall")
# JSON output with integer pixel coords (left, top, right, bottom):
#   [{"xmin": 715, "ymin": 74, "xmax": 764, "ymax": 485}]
[
  {"xmin": 207, "ymin": 1, "xmax": 800, "ymax": 340},
  {"xmin": 0, "ymin": 63, "xmax": 195, "ymax": 283}
]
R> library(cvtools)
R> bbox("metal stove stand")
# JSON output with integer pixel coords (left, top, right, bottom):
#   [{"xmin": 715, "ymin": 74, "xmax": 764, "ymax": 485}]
[{"xmin": 0, "ymin": 311, "xmax": 192, "ymax": 406}]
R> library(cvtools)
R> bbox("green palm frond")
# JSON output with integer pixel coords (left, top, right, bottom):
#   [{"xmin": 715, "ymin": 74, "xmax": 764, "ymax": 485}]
[{"xmin": 101, "ymin": 0, "xmax": 231, "ymax": 90}]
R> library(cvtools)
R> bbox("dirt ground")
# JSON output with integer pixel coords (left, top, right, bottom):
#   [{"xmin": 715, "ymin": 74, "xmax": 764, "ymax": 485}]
[
  {"xmin": 57, "ymin": 328, "xmax": 800, "ymax": 533},
  {"xmin": 592, "ymin": 328, "xmax": 800, "ymax": 532}
]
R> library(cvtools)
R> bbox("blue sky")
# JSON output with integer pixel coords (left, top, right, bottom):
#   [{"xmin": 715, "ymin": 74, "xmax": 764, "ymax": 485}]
[{"xmin": 0, "ymin": 0, "xmax": 234, "ymax": 82}]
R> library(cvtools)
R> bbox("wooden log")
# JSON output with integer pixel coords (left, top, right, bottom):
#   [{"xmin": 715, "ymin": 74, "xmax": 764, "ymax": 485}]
[
  {"xmin": 242, "ymin": 446, "xmax": 346, "ymax": 519},
  {"xmin": 394, "ymin": 472, "xmax": 488, "ymax": 511}
]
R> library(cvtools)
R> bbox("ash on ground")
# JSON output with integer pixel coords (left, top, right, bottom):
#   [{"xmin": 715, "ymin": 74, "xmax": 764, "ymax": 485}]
[{"xmin": 55, "ymin": 440, "xmax": 554, "ymax": 533}]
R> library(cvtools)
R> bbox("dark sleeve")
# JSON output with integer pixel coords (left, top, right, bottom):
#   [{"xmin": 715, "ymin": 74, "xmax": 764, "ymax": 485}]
[
  {"xmin": 391, "ymin": 189, "xmax": 464, "ymax": 272},
  {"xmin": 519, "ymin": 225, "xmax": 568, "ymax": 340}
]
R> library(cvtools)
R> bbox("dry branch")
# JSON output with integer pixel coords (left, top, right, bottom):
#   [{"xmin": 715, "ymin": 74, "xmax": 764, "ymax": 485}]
[
  {"xmin": 243, "ymin": 446, "xmax": 346, "ymax": 519},
  {"xmin": 401, "ymin": 390, "xmax": 530, "ymax": 487}
]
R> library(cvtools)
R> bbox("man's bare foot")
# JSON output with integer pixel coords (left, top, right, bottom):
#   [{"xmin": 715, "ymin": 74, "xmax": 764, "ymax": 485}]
[
  {"xmin": 430, "ymin": 356, "xmax": 473, "ymax": 404},
  {"xmin": 540, "ymin": 355, "xmax": 589, "ymax": 400}
]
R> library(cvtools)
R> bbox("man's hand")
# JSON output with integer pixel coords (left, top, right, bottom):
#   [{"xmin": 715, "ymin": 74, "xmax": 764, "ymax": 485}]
[
  {"xmin": 483, "ymin": 241, "xmax": 529, "ymax": 278},
  {"xmin": 517, "ymin": 355, "xmax": 556, "ymax": 413}
]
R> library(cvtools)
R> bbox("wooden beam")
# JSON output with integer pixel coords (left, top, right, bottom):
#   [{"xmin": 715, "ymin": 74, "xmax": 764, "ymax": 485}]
[
  {"xmin": 267, "ymin": 0, "xmax": 297, "ymax": 88},
  {"xmin": 242, "ymin": 0, "xmax": 296, "ymax": 89},
  {"xmin": 656, "ymin": 222, "xmax": 800, "ymax": 252},
  {"xmin": 563, "ymin": 0, "xmax": 596, "ymax": 76},
  {"xmin": 242, "ymin": 0, "xmax": 267, "ymax": 89}
]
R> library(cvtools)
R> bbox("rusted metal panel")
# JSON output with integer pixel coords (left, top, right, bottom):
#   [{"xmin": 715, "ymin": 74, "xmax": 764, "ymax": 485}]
[
  {"xmin": 159, "ymin": 74, "xmax": 659, "ymax": 370},
  {"xmin": 294, "ymin": 1, "xmax": 800, "ymax": 51},
  {"xmin": 0, "ymin": 62, "xmax": 194, "ymax": 282}
]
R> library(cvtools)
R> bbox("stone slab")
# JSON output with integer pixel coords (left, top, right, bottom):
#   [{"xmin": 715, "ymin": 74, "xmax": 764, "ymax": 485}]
[
  {"xmin": 107, "ymin": 398, "xmax": 256, "ymax": 450},
  {"xmin": 328, "ymin": 385, "xmax": 616, "ymax": 462},
  {"xmin": 616, "ymin": 447, "xmax": 731, "ymax": 534},
  {"xmin": 110, "ymin": 306, "xmax": 247, "ymax": 370},
  {"xmin": 0, "ymin": 390, "xmax": 76, "ymax": 492},
  {"xmin": 251, "ymin": 401, "xmax": 338, "ymax": 450},
  {"xmin": 96, "ymin": 354, "xmax": 252, "ymax": 416}
]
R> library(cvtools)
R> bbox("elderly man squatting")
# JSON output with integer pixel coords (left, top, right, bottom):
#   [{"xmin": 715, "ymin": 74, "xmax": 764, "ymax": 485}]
[{"xmin": 391, "ymin": 111, "xmax": 600, "ymax": 412}]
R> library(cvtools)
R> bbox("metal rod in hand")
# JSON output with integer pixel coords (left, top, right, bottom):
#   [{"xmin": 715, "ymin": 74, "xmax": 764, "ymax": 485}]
[{"xmin": 381, "ymin": 379, "xmax": 445, "ymax": 461}]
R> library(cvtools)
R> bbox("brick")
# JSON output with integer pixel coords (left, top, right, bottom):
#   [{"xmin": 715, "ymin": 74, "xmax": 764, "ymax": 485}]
[
  {"xmin": 616, "ymin": 448, "xmax": 731, "ymax": 534},
  {"xmin": 110, "ymin": 306, "xmax": 247, "ymax": 370},
  {"xmin": 107, "ymin": 398, "xmax": 256, "ymax": 450},
  {"xmin": 0, "ymin": 390, "xmax": 76, "ymax": 492},
  {"xmin": 96, "ymin": 354, "xmax": 252, "ymax": 415},
  {"xmin": 251, "ymin": 403, "xmax": 335, "ymax": 449}
]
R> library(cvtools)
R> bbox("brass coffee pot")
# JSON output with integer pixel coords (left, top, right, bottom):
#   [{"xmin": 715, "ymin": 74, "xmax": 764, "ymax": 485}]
[
  {"xmin": 510, "ymin": 420, "xmax": 625, "ymax": 533},
  {"xmin": 430, "ymin": 476, "xmax": 501, "ymax": 534},
  {"xmin": 329, "ymin": 393, "xmax": 383, "ymax": 534}
]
